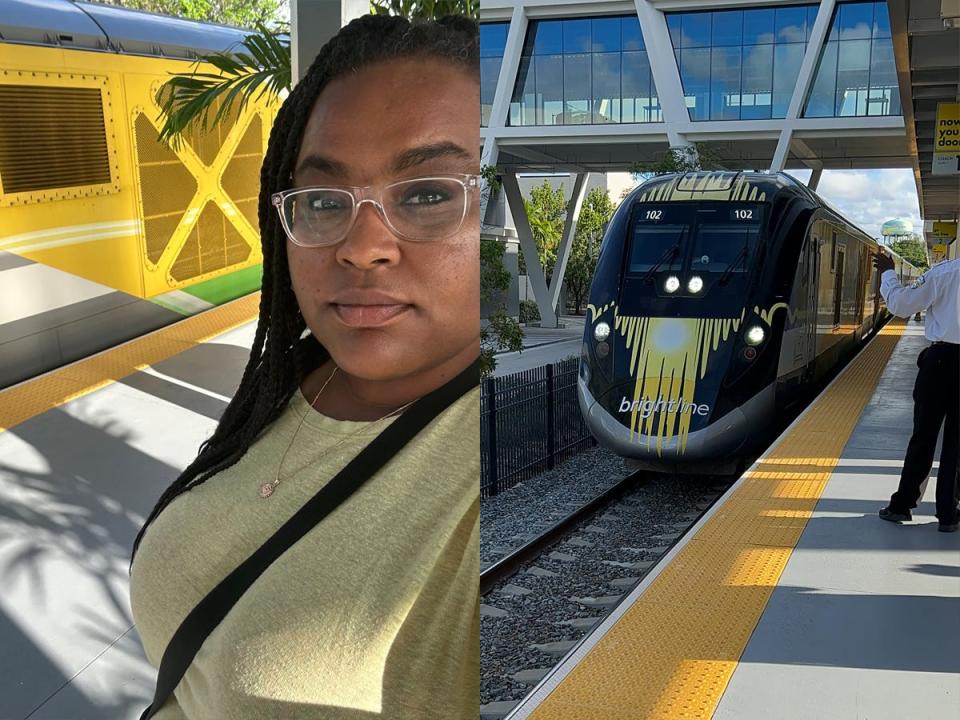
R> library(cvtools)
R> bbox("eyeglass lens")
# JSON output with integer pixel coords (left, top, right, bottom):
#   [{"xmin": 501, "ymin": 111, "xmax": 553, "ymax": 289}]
[{"xmin": 284, "ymin": 177, "xmax": 468, "ymax": 246}]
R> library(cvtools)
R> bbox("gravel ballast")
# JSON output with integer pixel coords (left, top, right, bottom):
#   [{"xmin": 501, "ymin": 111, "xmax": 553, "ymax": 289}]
[{"xmin": 480, "ymin": 446, "xmax": 730, "ymax": 712}]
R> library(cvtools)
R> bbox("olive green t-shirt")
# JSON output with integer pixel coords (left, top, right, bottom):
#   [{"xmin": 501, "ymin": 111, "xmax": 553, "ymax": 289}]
[{"xmin": 130, "ymin": 387, "xmax": 479, "ymax": 719}]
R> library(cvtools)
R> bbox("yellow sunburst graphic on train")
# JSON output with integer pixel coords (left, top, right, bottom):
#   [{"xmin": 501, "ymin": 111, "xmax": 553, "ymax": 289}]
[
  {"xmin": 615, "ymin": 313, "xmax": 744, "ymax": 455},
  {"xmin": 586, "ymin": 300, "xmax": 795, "ymax": 454}
]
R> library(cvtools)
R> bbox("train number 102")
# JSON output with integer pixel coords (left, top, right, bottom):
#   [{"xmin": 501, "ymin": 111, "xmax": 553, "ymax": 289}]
[
  {"xmin": 645, "ymin": 210, "xmax": 662, "ymax": 220},
  {"xmin": 733, "ymin": 209, "xmax": 753, "ymax": 220}
]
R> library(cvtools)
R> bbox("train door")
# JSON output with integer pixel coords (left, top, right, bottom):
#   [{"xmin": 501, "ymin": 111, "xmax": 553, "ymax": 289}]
[
  {"xmin": 833, "ymin": 245, "xmax": 845, "ymax": 327},
  {"xmin": 779, "ymin": 229, "xmax": 821, "ymax": 396},
  {"xmin": 854, "ymin": 245, "xmax": 865, "ymax": 336},
  {"xmin": 871, "ymin": 251, "xmax": 882, "ymax": 327},
  {"xmin": 805, "ymin": 238, "xmax": 819, "ymax": 366}
]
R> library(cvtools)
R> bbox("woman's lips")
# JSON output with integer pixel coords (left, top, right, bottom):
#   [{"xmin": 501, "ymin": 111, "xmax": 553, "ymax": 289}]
[{"xmin": 332, "ymin": 303, "xmax": 411, "ymax": 327}]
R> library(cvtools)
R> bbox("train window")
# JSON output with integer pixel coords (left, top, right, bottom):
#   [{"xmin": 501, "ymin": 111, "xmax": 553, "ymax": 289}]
[
  {"xmin": 627, "ymin": 224, "xmax": 687, "ymax": 273},
  {"xmin": 626, "ymin": 205, "xmax": 688, "ymax": 273},
  {"xmin": 689, "ymin": 205, "xmax": 762, "ymax": 274},
  {"xmin": 830, "ymin": 230, "xmax": 838, "ymax": 271}
]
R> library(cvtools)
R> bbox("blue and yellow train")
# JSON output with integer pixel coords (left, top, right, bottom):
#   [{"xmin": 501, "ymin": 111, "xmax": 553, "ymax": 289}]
[
  {"xmin": 579, "ymin": 171, "xmax": 921, "ymax": 474},
  {"xmin": 0, "ymin": 0, "xmax": 277, "ymax": 388}
]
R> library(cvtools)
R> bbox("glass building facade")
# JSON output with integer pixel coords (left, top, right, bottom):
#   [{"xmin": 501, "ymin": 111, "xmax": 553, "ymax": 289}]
[
  {"xmin": 506, "ymin": 16, "xmax": 661, "ymax": 126},
  {"xmin": 803, "ymin": 1, "xmax": 899, "ymax": 117},
  {"xmin": 481, "ymin": 3, "xmax": 901, "ymax": 126},
  {"xmin": 481, "ymin": 22, "xmax": 509, "ymax": 127},
  {"xmin": 667, "ymin": 5, "xmax": 818, "ymax": 121}
]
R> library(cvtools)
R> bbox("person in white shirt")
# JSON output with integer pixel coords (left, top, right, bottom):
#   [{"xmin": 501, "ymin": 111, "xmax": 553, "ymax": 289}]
[{"xmin": 874, "ymin": 252, "xmax": 959, "ymax": 532}]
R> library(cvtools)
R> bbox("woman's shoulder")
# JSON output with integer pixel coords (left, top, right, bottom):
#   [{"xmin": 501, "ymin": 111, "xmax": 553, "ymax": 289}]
[{"xmin": 433, "ymin": 384, "xmax": 479, "ymax": 427}]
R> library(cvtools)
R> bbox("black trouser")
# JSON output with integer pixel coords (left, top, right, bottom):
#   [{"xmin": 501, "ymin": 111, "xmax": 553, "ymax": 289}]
[{"xmin": 889, "ymin": 343, "xmax": 960, "ymax": 523}]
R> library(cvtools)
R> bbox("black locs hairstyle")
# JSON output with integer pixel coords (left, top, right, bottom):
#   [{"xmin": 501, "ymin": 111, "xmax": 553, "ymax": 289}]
[{"xmin": 130, "ymin": 14, "xmax": 479, "ymax": 570}]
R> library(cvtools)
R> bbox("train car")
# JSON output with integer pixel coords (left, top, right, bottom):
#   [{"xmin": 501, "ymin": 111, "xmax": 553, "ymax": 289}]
[
  {"xmin": 579, "ymin": 171, "xmax": 921, "ymax": 474},
  {"xmin": 0, "ymin": 0, "xmax": 279, "ymax": 389}
]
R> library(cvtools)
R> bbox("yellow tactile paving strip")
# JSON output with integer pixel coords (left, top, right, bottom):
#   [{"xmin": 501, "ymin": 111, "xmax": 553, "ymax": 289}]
[
  {"xmin": 529, "ymin": 319, "xmax": 906, "ymax": 720},
  {"xmin": 0, "ymin": 293, "xmax": 260, "ymax": 433}
]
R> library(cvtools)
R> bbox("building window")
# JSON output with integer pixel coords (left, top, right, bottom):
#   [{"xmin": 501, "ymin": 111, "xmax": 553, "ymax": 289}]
[
  {"xmin": 667, "ymin": 4, "xmax": 817, "ymax": 121},
  {"xmin": 803, "ymin": 1, "xmax": 899, "ymax": 117},
  {"xmin": 481, "ymin": 22, "xmax": 509, "ymax": 127},
  {"xmin": 509, "ymin": 15, "xmax": 660, "ymax": 126}
]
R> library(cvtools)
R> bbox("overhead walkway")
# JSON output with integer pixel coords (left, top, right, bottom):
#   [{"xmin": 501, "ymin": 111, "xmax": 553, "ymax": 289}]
[
  {"xmin": 0, "ymin": 295, "xmax": 260, "ymax": 719},
  {"xmin": 888, "ymin": 0, "xmax": 960, "ymax": 260},
  {"xmin": 508, "ymin": 317, "xmax": 960, "ymax": 720}
]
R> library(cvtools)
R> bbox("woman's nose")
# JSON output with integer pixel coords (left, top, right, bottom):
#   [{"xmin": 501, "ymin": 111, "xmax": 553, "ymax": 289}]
[{"xmin": 334, "ymin": 201, "xmax": 401, "ymax": 268}]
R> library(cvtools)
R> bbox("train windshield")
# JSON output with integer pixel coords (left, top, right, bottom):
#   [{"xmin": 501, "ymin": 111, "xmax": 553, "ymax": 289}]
[
  {"xmin": 689, "ymin": 206, "xmax": 763, "ymax": 274},
  {"xmin": 627, "ymin": 206, "xmax": 687, "ymax": 273},
  {"xmin": 627, "ymin": 203, "xmax": 764, "ymax": 276}
]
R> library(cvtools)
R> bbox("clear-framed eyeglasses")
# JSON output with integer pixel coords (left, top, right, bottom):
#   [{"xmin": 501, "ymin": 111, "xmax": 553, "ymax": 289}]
[{"xmin": 271, "ymin": 173, "xmax": 480, "ymax": 248}]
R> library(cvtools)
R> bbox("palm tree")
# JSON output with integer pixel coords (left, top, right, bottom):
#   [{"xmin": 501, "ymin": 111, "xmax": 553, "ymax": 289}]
[
  {"xmin": 155, "ymin": 1, "xmax": 478, "ymax": 148},
  {"xmin": 155, "ymin": 21, "xmax": 289, "ymax": 149}
]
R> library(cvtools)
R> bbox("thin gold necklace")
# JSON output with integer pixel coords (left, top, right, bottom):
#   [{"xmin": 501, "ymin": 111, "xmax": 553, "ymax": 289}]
[{"xmin": 259, "ymin": 366, "xmax": 414, "ymax": 498}]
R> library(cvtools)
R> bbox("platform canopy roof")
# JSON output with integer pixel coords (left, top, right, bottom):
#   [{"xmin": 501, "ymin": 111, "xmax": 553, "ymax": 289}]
[{"xmin": 889, "ymin": 0, "xmax": 960, "ymax": 237}]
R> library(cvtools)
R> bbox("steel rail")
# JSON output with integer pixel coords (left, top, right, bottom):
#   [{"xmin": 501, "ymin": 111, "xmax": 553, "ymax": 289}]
[{"xmin": 480, "ymin": 471, "xmax": 645, "ymax": 597}]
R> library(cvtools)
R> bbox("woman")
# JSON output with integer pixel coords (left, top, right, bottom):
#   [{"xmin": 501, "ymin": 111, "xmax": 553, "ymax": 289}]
[{"xmin": 129, "ymin": 14, "xmax": 480, "ymax": 719}]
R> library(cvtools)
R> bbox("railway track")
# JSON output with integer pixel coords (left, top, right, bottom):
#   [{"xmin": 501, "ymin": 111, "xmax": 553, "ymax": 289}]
[
  {"xmin": 480, "ymin": 471, "xmax": 644, "ymax": 596},
  {"xmin": 480, "ymin": 469, "xmax": 733, "ymax": 719}
]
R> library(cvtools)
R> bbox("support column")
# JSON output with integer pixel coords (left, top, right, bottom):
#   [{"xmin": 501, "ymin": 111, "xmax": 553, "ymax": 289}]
[
  {"xmin": 502, "ymin": 171, "xmax": 557, "ymax": 328},
  {"xmin": 481, "ymin": 137, "xmax": 499, "ymax": 176},
  {"xmin": 480, "ymin": 136, "xmax": 501, "ymax": 230},
  {"xmin": 771, "ymin": 0, "xmax": 836, "ymax": 173},
  {"xmin": 634, "ymin": 0, "xmax": 690, "ymax": 148},
  {"xmin": 291, "ymin": 0, "xmax": 367, "ymax": 85},
  {"xmin": 770, "ymin": 128, "xmax": 793, "ymax": 172},
  {"xmin": 549, "ymin": 173, "xmax": 589, "ymax": 313},
  {"xmin": 480, "ymin": 5, "xmax": 527, "ymax": 219},
  {"xmin": 785, "ymin": 0, "xmax": 838, "ymax": 121},
  {"xmin": 807, "ymin": 167, "xmax": 823, "ymax": 191}
]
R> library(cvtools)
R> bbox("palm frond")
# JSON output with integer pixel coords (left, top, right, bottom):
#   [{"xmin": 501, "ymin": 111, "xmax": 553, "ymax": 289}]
[{"xmin": 155, "ymin": 22, "xmax": 290, "ymax": 150}]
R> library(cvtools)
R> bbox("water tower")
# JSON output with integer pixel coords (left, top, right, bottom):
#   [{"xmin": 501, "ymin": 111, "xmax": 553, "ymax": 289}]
[{"xmin": 880, "ymin": 218, "xmax": 914, "ymax": 245}]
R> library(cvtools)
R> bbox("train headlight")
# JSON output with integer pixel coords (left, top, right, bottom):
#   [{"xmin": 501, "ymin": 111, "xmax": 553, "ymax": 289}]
[
  {"xmin": 595, "ymin": 341, "xmax": 610, "ymax": 358},
  {"xmin": 688, "ymin": 276, "xmax": 703, "ymax": 294},
  {"xmin": 664, "ymin": 276, "xmax": 680, "ymax": 293},
  {"xmin": 594, "ymin": 321, "xmax": 611, "ymax": 342},
  {"xmin": 745, "ymin": 325, "xmax": 765, "ymax": 346}
]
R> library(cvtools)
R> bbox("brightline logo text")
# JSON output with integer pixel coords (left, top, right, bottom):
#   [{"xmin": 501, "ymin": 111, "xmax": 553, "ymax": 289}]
[{"xmin": 618, "ymin": 396, "xmax": 710, "ymax": 418}]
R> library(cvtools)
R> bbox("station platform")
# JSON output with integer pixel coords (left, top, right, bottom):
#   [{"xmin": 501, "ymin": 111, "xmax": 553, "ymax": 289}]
[
  {"xmin": 0, "ymin": 295, "xmax": 260, "ymax": 719},
  {"xmin": 509, "ymin": 318, "xmax": 960, "ymax": 720},
  {"xmin": 493, "ymin": 315, "xmax": 584, "ymax": 377}
]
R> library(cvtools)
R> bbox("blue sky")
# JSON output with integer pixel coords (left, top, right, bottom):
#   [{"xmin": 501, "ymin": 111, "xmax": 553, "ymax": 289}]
[{"xmin": 783, "ymin": 168, "xmax": 922, "ymax": 240}]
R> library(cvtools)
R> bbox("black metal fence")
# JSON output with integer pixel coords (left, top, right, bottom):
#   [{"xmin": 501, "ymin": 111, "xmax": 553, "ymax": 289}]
[{"xmin": 481, "ymin": 356, "xmax": 597, "ymax": 498}]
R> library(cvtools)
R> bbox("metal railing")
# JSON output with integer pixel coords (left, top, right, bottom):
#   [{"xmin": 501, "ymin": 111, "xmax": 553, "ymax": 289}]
[{"xmin": 481, "ymin": 357, "xmax": 597, "ymax": 498}]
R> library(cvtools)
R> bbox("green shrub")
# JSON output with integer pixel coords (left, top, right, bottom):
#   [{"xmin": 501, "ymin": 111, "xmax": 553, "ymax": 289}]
[{"xmin": 519, "ymin": 299, "xmax": 540, "ymax": 324}]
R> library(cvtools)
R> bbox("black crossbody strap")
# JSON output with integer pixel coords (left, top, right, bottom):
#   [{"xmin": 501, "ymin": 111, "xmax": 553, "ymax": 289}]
[{"xmin": 141, "ymin": 358, "xmax": 479, "ymax": 719}]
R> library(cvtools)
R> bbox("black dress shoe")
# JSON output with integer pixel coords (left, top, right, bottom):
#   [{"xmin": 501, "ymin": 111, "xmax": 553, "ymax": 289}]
[
  {"xmin": 938, "ymin": 521, "xmax": 959, "ymax": 533},
  {"xmin": 879, "ymin": 506, "xmax": 912, "ymax": 523}
]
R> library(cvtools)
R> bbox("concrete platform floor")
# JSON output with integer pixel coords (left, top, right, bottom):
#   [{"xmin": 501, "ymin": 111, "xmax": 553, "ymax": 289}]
[
  {"xmin": 713, "ymin": 322, "xmax": 960, "ymax": 719},
  {"xmin": 0, "ymin": 320, "xmax": 258, "ymax": 720}
]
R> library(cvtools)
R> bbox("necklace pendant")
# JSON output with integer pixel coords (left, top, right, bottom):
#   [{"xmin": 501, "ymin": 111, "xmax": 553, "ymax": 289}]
[{"xmin": 259, "ymin": 482, "xmax": 275, "ymax": 498}]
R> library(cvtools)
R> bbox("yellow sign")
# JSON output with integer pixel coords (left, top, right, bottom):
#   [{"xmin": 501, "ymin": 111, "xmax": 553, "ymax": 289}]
[
  {"xmin": 931, "ymin": 221, "xmax": 957, "ymax": 240},
  {"xmin": 935, "ymin": 103, "xmax": 960, "ymax": 155},
  {"xmin": 933, "ymin": 244, "xmax": 947, "ymax": 253}
]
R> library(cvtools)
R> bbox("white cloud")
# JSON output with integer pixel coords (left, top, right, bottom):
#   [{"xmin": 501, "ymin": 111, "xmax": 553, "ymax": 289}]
[{"xmin": 784, "ymin": 168, "xmax": 921, "ymax": 240}]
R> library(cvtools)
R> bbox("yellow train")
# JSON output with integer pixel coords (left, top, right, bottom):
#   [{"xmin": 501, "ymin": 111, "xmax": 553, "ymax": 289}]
[{"xmin": 0, "ymin": 0, "xmax": 277, "ymax": 388}]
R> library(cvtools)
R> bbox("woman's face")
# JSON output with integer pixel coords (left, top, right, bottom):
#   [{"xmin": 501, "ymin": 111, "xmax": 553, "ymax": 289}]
[{"xmin": 286, "ymin": 57, "xmax": 480, "ymax": 382}]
